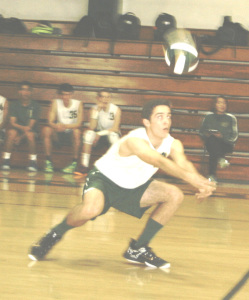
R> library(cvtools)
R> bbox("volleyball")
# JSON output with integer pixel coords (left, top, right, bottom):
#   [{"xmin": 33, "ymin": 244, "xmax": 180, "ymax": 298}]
[{"xmin": 163, "ymin": 28, "xmax": 199, "ymax": 75}]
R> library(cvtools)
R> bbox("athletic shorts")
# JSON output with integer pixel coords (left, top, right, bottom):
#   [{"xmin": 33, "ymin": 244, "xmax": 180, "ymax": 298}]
[
  {"xmin": 83, "ymin": 167, "xmax": 152, "ymax": 219},
  {"xmin": 55, "ymin": 131, "xmax": 73, "ymax": 146}
]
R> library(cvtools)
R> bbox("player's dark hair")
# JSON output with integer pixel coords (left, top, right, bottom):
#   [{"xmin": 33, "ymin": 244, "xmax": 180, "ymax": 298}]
[
  {"xmin": 212, "ymin": 95, "xmax": 228, "ymax": 113},
  {"xmin": 57, "ymin": 83, "xmax": 74, "ymax": 94},
  {"xmin": 142, "ymin": 99, "xmax": 171, "ymax": 120},
  {"xmin": 97, "ymin": 88, "xmax": 111, "ymax": 97},
  {"xmin": 19, "ymin": 81, "xmax": 33, "ymax": 90}
]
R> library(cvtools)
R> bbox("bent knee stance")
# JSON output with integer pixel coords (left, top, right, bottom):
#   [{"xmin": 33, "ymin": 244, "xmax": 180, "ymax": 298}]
[
  {"xmin": 169, "ymin": 186, "xmax": 184, "ymax": 205},
  {"xmin": 82, "ymin": 205, "xmax": 102, "ymax": 220},
  {"xmin": 67, "ymin": 203, "xmax": 102, "ymax": 226}
]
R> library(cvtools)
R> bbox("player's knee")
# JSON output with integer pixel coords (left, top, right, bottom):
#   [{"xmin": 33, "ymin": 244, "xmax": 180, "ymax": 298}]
[
  {"xmin": 81, "ymin": 205, "xmax": 102, "ymax": 220},
  {"xmin": 108, "ymin": 132, "xmax": 119, "ymax": 144},
  {"xmin": 7, "ymin": 129, "xmax": 17, "ymax": 140},
  {"xmin": 42, "ymin": 126, "xmax": 52, "ymax": 138},
  {"xmin": 84, "ymin": 130, "xmax": 96, "ymax": 145},
  {"xmin": 165, "ymin": 185, "xmax": 184, "ymax": 206},
  {"xmin": 172, "ymin": 186, "xmax": 184, "ymax": 205},
  {"xmin": 26, "ymin": 131, "xmax": 35, "ymax": 141}
]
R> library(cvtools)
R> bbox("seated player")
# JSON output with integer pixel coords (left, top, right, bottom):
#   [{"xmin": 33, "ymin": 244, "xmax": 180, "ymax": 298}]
[
  {"xmin": 76, "ymin": 89, "xmax": 121, "ymax": 175},
  {"xmin": 42, "ymin": 83, "xmax": 84, "ymax": 173},
  {"xmin": 1, "ymin": 81, "xmax": 39, "ymax": 172},
  {"xmin": 199, "ymin": 96, "xmax": 238, "ymax": 182}
]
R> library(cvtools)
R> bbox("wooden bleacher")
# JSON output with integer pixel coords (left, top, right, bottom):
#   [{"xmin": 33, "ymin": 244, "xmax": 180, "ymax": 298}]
[{"xmin": 0, "ymin": 21, "xmax": 248, "ymax": 181}]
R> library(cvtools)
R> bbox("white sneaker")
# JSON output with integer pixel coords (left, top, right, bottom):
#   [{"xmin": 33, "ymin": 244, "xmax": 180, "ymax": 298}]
[
  {"xmin": 208, "ymin": 175, "xmax": 217, "ymax": 183},
  {"xmin": 218, "ymin": 158, "xmax": 230, "ymax": 169}
]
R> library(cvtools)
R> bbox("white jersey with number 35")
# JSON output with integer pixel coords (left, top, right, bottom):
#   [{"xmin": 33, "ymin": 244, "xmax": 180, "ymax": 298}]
[{"xmin": 56, "ymin": 99, "xmax": 81, "ymax": 125}]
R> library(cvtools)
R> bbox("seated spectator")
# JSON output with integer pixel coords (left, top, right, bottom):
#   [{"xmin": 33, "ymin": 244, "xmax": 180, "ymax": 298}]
[
  {"xmin": 1, "ymin": 81, "xmax": 40, "ymax": 172},
  {"xmin": 199, "ymin": 96, "xmax": 238, "ymax": 182},
  {"xmin": 0, "ymin": 94, "xmax": 8, "ymax": 146},
  {"xmin": 76, "ymin": 89, "xmax": 121, "ymax": 175},
  {"xmin": 42, "ymin": 83, "xmax": 83, "ymax": 173}
]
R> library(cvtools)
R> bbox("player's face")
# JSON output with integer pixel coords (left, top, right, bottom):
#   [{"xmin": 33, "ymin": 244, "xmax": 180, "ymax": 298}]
[
  {"xmin": 215, "ymin": 97, "xmax": 227, "ymax": 114},
  {"xmin": 61, "ymin": 92, "xmax": 72, "ymax": 106},
  {"xmin": 97, "ymin": 92, "xmax": 111, "ymax": 110},
  {"xmin": 19, "ymin": 85, "xmax": 32, "ymax": 101},
  {"xmin": 145, "ymin": 105, "xmax": 172, "ymax": 139}
]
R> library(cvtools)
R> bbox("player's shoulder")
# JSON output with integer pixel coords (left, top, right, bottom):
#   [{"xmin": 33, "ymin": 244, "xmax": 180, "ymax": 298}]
[
  {"xmin": 71, "ymin": 98, "xmax": 81, "ymax": 103},
  {"xmin": 109, "ymin": 102, "xmax": 119, "ymax": 110},
  {"xmin": 225, "ymin": 112, "xmax": 237, "ymax": 120},
  {"xmin": 171, "ymin": 137, "xmax": 184, "ymax": 151},
  {"xmin": 204, "ymin": 112, "xmax": 214, "ymax": 118},
  {"xmin": 127, "ymin": 127, "xmax": 146, "ymax": 138}
]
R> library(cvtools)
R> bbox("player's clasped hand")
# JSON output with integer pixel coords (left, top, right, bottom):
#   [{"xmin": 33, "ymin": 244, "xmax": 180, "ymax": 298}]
[{"xmin": 196, "ymin": 180, "xmax": 216, "ymax": 201}]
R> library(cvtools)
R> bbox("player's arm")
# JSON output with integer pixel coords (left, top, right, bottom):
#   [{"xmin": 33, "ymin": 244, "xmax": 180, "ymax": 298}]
[
  {"xmin": 88, "ymin": 106, "xmax": 99, "ymax": 130},
  {"xmin": 108, "ymin": 107, "xmax": 121, "ymax": 132},
  {"xmin": 48, "ymin": 100, "xmax": 59, "ymax": 129},
  {"xmin": 169, "ymin": 139, "xmax": 199, "ymax": 174},
  {"xmin": 120, "ymin": 137, "xmax": 215, "ymax": 198}
]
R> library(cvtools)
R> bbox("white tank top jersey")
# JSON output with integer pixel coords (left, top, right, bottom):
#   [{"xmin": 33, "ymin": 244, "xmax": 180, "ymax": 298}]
[
  {"xmin": 0, "ymin": 95, "xmax": 6, "ymax": 123},
  {"xmin": 94, "ymin": 103, "xmax": 119, "ymax": 130},
  {"xmin": 95, "ymin": 127, "xmax": 175, "ymax": 189},
  {"xmin": 56, "ymin": 99, "xmax": 81, "ymax": 125}
]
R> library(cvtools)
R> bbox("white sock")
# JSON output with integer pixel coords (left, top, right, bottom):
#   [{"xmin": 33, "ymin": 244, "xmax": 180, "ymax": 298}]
[
  {"xmin": 29, "ymin": 154, "xmax": 37, "ymax": 161},
  {"xmin": 81, "ymin": 153, "xmax": 90, "ymax": 167},
  {"xmin": 3, "ymin": 152, "xmax": 11, "ymax": 159}
]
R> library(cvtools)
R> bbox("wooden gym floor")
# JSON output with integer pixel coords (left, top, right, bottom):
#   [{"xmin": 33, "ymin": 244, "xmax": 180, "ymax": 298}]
[{"xmin": 0, "ymin": 168, "xmax": 248, "ymax": 300}]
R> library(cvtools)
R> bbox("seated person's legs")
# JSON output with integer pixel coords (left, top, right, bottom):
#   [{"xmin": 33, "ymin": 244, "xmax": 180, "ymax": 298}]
[
  {"xmin": 205, "ymin": 135, "xmax": 232, "ymax": 180},
  {"xmin": 62, "ymin": 129, "xmax": 82, "ymax": 174},
  {"xmin": 42, "ymin": 126, "xmax": 55, "ymax": 172},
  {"xmin": 1, "ymin": 128, "xmax": 38, "ymax": 171},
  {"xmin": 25, "ymin": 130, "xmax": 38, "ymax": 172},
  {"xmin": 1, "ymin": 128, "xmax": 18, "ymax": 169},
  {"xmin": 80, "ymin": 130, "xmax": 97, "ymax": 170}
]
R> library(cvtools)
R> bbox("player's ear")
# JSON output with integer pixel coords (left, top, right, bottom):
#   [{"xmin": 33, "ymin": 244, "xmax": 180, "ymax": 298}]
[{"xmin": 142, "ymin": 118, "xmax": 150, "ymax": 127}]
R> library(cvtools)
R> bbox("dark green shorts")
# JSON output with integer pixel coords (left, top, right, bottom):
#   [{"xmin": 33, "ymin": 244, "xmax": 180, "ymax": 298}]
[
  {"xmin": 83, "ymin": 167, "xmax": 152, "ymax": 219},
  {"xmin": 55, "ymin": 131, "xmax": 73, "ymax": 146}
]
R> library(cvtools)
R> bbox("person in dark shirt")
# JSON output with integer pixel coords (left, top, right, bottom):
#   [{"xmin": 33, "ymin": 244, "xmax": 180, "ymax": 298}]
[
  {"xmin": 199, "ymin": 96, "xmax": 238, "ymax": 182},
  {"xmin": 0, "ymin": 81, "xmax": 40, "ymax": 172}
]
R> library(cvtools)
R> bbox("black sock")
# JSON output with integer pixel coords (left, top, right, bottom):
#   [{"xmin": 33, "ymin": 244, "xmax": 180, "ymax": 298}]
[
  {"xmin": 52, "ymin": 218, "xmax": 75, "ymax": 236},
  {"xmin": 135, "ymin": 218, "xmax": 163, "ymax": 248}
]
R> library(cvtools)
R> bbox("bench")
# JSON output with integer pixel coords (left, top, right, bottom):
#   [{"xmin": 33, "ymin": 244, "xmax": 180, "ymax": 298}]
[{"xmin": 0, "ymin": 29, "xmax": 248, "ymax": 181}]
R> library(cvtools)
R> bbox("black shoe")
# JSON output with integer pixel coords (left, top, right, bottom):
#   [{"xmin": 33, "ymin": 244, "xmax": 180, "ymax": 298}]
[
  {"xmin": 28, "ymin": 230, "xmax": 62, "ymax": 261},
  {"xmin": 123, "ymin": 239, "xmax": 170, "ymax": 269},
  {"xmin": 1, "ymin": 158, "xmax": 10, "ymax": 170}
]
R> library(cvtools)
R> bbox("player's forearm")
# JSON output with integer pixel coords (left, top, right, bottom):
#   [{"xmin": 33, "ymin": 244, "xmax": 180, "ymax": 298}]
[
  {"xmin": 11, "ymin": 122, "xmax": 26, "ymax": 131},
  {"xmin": 63, "ymin": 123, "xmax": 81, "ymax": 129},
  {"xmin": 160, "ymin": 159, "xmax": 193, "ymax": 183},
  {"xmin": 180, "ymin": 159, "xmax": 199, "ymax": 175}
]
